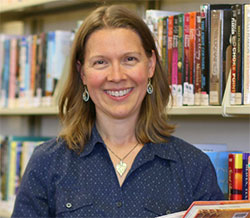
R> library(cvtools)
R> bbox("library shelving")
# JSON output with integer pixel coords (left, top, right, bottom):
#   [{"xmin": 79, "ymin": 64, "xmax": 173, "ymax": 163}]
[{"xmin": 0, "ymin": 1, "xmax": 249, "ymax": 217}]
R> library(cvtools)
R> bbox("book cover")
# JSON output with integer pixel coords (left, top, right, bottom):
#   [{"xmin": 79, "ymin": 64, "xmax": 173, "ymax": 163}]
[
  {"xmin": 209, "ymin": 9, "xmax": 223, "ymax": 105},
  {"xmin": 183, "ymin": 12, "xmax": 190, "ymax": 105},
  {"xmin": 244, "ymin": 4, "xmax": 250, "ymax": 105},
  {"xmin": 0, "ymin": 136, "xmax": 8, "ymax": 200},
  {"xmin": 243, "ymin": 153, "xmax": 250, "ymax": 200},
  {"xmin": 229, "ymin": 153, "xmax": 243, "ymax": 200},
  {"xmin": 183, "ymin": 200, "xmax": 250, "ymax": 218}
]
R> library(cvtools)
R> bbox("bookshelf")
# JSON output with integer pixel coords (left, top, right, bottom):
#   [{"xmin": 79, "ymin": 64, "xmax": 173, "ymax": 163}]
[{"xmin": 0, "ymin": 0, "xmax": 249, "ymax": 217}]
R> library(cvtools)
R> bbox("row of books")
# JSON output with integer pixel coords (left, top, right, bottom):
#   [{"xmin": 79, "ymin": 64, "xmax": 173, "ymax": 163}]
[
  {"xmin": 145, "ymin": 3, "xmax": 250, "ymax": 106},
  {"xmin": 0, "ymin": 30, "xmax": 73, "ymax": 108},
  {"xmin": 0, "ymin": 136, "xmax": 51, "ymax": 201},
  {"xmin": 194, "ymin": 144, "xmax": 250, "ymax": 200}
]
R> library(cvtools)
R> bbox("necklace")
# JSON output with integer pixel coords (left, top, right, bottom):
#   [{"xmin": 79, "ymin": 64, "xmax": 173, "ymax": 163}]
[{"xmin": 106, "ymin": 142, "xmax": 139, "ymax": 177}]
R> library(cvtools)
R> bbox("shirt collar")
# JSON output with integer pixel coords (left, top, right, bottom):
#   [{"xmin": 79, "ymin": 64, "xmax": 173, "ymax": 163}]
[
  {"xmin": 80, "ymin": 125, "xmax": 178, "ymax": 162},
  {"xmin": 79, "ymin": 124, "xmax": 104, "ymax": 157}
]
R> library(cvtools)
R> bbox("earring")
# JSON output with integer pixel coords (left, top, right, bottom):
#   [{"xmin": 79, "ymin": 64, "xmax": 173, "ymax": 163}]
[
  {"xmin": 82, "ymin": 86, "xmax": 89, "ymax": 102},
  {"xmin": 147, "ymin": 78, "xmax": 153, "ymax": 94}
]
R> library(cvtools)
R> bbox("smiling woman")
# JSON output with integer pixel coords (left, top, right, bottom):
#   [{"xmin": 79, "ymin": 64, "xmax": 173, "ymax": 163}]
[{"xmin": 11, "ymin": 5, "xmax": 225, "ymax": 218}]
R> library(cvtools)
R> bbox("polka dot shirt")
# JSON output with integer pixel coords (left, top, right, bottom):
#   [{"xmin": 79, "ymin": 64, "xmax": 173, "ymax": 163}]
[{"xmin": 12, "ymin": 125, "xmax": 225, "ymax": 217}]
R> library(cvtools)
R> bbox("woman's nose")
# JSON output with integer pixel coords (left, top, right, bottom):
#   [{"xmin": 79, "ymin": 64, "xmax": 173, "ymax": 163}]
[{"xmin": 107, "ymin": 62, "xmax": 126, "ymax": 82}]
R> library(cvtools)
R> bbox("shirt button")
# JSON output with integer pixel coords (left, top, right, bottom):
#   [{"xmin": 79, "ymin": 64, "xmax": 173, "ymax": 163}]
[
  {"xmin": 66, "ymin": 203, "xmax": 72, "ymax": 208},
  {"xmin": 116, "ymin": 201, "xmax": 122, "ymax": 208},
  {"xmin": 166, "ymin": 210, "xmax": 171, "ymax": 214}
]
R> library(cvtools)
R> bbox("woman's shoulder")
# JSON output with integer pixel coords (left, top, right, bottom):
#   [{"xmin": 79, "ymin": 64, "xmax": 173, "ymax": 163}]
[{"xmin": 160, "ymin": 135, "xmax": 210, "ymax": 163}]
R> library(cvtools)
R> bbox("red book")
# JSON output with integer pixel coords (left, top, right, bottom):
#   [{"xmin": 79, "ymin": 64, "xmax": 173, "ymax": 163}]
[
  {"xmin": 228, "ymin": 153, "xmax": 243, "ymax": 200},
  {"xmin": 188, "ymin": 11, "xmax": 196, "ymax": 105}
]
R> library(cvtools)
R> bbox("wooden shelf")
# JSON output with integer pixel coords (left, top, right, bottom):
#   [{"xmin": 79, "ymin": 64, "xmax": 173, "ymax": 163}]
[
  {"xmin": 167, "ymin": 106, "xmax": 222, "ymax": 115},
  {"xmin": 0, "ymin": 0, "xmax": 61, "ymax": 12},
  {"xmin": 225, "ymin": 105, "xmax": 250, "ymax": 115},
  {"xmin": 0, "ymin": 200, "xmax": 14, "ymax": 218},
  {"xmin": 0, "ymin": 106, "xmax": 58, "ymax": 115}
]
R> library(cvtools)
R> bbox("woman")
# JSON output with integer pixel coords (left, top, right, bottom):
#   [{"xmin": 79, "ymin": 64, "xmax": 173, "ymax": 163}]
[{"xmin": 12, "ymin": 5, "xmax": 224, "ymax": 218}]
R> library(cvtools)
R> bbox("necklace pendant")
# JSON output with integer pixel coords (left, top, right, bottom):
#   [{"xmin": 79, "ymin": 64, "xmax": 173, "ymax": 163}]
[{"xmin": 116, "ymin": 161, "xmax": 127, "ymax": 177}]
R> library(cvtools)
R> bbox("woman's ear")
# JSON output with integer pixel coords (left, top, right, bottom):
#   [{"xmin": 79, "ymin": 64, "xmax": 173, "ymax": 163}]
[
  {"xmin": 76, "ymin": 60, "xmax": 86, "ymax": 85},
  {"xmin": 148, "ymin": 50, "xmax": 156, "ymax": 78}
]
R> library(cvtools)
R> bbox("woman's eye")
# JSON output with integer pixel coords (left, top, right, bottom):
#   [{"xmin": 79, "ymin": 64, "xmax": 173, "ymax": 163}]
[
  {"xmin": 94, "ymin": 60, "xmax": 105, "ymax": 65},
  {"xmin": 126, "ymin": 57, "xmax": 136, "ymax": 62}
]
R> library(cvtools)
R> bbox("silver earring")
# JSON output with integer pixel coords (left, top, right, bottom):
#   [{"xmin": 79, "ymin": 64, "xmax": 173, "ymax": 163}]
[
  {"xmin": 147, "ymin": 78, "xmax": 153, "ymax": 94},
  {"xmin": 82, "ymin": 86, "xmax": 89, "ymax": 102}
]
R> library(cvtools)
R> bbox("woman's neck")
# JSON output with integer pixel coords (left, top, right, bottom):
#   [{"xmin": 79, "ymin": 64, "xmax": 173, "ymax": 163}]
[{"xmin": 96, "ymin": 114, "xmax": 138, "ymax": 147}]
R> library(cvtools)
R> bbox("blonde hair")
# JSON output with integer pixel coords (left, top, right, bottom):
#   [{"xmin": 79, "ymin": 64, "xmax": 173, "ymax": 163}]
[{"xmin": 59, "ymin": 5, "xmax": 175, "ymax": 153}]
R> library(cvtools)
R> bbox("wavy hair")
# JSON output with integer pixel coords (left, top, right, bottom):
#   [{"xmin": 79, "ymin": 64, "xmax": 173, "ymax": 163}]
[{"xmin": 58, "ymin": 5, "xmax": 175, "ymax": 153}]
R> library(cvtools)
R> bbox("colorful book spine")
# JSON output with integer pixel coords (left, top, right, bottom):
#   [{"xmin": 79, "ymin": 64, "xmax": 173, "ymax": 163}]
[
  {"xmin": 231, "ymin": 5, "xmax": 238, "ymax": 105},
  {"xmin": 244, "ymin": 4, "xmax": 250, "ymax": 105},
  {"xmin": 228, "ymin": 153, "xmax": 243, "ymax": 200},
  {"xmin": 188, "ymin": 11, "xmax": 196, "ymax": 105},
  {"xmin": 242, "ymin": 153, "xmax": 250, "ymax": 199},
  {"xmin": 183, "ymin": 12, "xmax": 190, "ymax": 105},
  {"xmin": 167, "ymin": 16, "xmax": 174, "ymax": 89},
  {"xmin": 200, "ymin": 6, "xmax": 209, "ymax": 106},
  {"xmin": 194, "ymin": 12, "xmax": 202, "ymax": 106},
  {"xmin": 177, "ymin": 13, "xmax": 184, "ymax": 106}
]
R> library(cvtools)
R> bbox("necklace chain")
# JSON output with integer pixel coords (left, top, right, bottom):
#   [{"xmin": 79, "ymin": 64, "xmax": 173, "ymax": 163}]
[{"xmin": 106, "ymin": 142, "xmax": 139, "ymax": 162}]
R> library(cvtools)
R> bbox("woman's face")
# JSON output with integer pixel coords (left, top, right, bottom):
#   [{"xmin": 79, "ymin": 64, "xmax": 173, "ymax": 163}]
[{"xmin": 81, "ymin": 28, "xmax": 156, "ymax": 121}]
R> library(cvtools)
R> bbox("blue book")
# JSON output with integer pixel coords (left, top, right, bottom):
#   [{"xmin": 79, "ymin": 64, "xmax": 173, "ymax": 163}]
[{"xmin": 242, "ymin": 153, "xmax": 250, "ymax": 199}]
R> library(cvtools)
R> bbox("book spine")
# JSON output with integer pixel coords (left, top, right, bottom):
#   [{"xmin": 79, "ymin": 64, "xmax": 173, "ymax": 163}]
[
  {"xmin": 2, "ymin": 39, "xmax": 10, "ymax": 107},
  {"xmin": 157, "ymin": 17, "xmax": 164, "ymax": 58},
  {"xmin": 222, "ymin": 9, "xmax": 232, "ymax": 100},
  {"xmin": 194, "ymin": 12, "xmax": 202, "ymax": 105},
  {"xmin": 172, "ymin": 15, "xmax": 179, "ymax": 106},
  {"xmin": 242, "ymin": 153, "xmax": 250, "ymax": 199},
  {"xmin": 235, "ymin": 4, "xmax": 243, "ymax": 105},
  {"xmin": 188, "ymin": 11, "xmax": 196, "ymax": 105},
  {"xmin": 167, "ymin": 16, "xmax": 174, "ymax": 89},
  {"xmin": 244, "ymin": 4, "xmax": 250, "ymax": 105},
  {"xmin": 183, "ymin": 12, "xmax": 190, "ymax": 105},
  {"xmin": 200, "ymin": 5, "xmax": 209, "ymax": 106},
  {"xmin": 231, "ymin": 5, "xmax": 237, "ymax": 105},
  {"xmin": 15, "ymin": 141, "xmax": 22, "ymax": 194},
  {"xmin": 177, "ymin": 14, "xmax": 184, "ymax": 106},
  {"xmin": 248, "ymin": 155, "xmax": 250, "ymax": 199},
  {"xmin": 8, "ymin": 38, "xmax": 18, "ymax": 107},
  {"xmin": 228, "ymin": 153, "xmax": 243, "ymax": 200},
  {"xmin": 162, "ymin": 17, "xmax": 168, "ymax": 70},
  {"xmin": 209, "ymin": 10, "xmax": 222, "ymax": 105}
]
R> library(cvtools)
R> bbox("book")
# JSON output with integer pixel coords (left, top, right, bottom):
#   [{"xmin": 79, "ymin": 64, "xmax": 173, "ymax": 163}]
[
  {"xmin": 167, "ymin": 15, "xmax": 174, "ymax": 89},
  {"xmin": 229, "ymin": 153, "xmax": 243, "ymax": 200},
  {"xmin": 209, "ymin": 9, "xmax": 223, "ymax": 105},
  {"xmin": 188, "ymin": 11, "xmax": 196, "ymax": 105},
  {"xmin": 248, "ymin": 156, "xmax": 250, "ymax": 199},
  {"xmin": 194, "ymin": 12, "xmax": 202, "ymax": 106},
  {"xmin": 183, "ymin": 12, "xmax": 190, "ymax": 105},
  {"xmin": 183, "ymin": 200, "xmax": 250, "ymax": 218},
  {"xmin": 171, "ymin": 15, "xmax": 179, "ymax": 106},
  {"xmin": 157, "ymin": 201, "xmax": 250, "ymax": 218},
  {"xmin": 235, "ymin": 4, "xmax": 244, "ymax": 105},
  {"xmin": 243, "ymin": 153, "xmax": 250, "ymax": 200},
  {"xmin": 244, "ymin": 4, "xmax": 250, "ymax": 105},
  {"xmin": 177, "ymin": 13, "xmax": 184, "ymax": 106}
]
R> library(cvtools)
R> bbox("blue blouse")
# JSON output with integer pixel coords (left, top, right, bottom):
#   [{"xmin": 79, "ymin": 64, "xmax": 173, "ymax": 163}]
[{"xmin": 12, "ymin": 126, "xmax": 224, "ymax": 217}]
